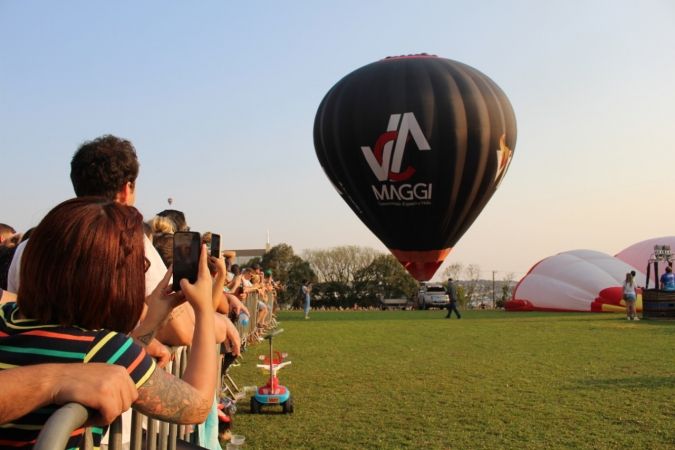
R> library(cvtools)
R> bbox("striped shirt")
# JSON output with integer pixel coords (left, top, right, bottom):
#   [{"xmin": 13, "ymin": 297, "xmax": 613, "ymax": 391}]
[{"xmin": 0, "ymin": 302, "xmax": 156, "ymax": 449}]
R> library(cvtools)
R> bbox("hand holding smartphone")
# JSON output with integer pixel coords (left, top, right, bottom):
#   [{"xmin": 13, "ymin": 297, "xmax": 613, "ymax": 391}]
[
  {"xmin": 210, "ymin": 233, "xmax": 221, "ymax": 258},
  {"xmin": 172, "ymin": 231, "xmax": 201, "ymax": 291}
]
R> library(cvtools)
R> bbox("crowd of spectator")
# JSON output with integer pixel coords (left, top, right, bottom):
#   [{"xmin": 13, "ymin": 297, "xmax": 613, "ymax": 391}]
[{"xmin": 0, "ymin": 135, "xmax": 281, "ymax": 448}]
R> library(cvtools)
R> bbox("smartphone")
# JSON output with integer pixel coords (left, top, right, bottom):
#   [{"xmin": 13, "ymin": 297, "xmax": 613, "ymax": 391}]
[
  {"xmin": 210, "ymin": 233, "xmax": 221, "ymax": 259},
  {"xmin": 173, "ymin": 231, "xmax": 201, "ymax": 291}
]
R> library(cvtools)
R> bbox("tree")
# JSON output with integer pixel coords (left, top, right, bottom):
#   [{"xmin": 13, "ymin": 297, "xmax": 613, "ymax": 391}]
[
  {"xmin": 353, "ymin": 254, "xmax": 418, "ymax": 306},
  {"xmin": 261, "ymin": 243, "xmax": 316, "ymax": 305},
  {"xmin": 456, "ymin": 284, "xmax": 467, "ymax": 307},
  {"xmin": 497, "ymin": 272, "xmax": 516, "ymax": 308},
  {"xmin": 443, "ymin": 262, "xmax": 464, "ymax": 282},
  {"xmin": 462, "ymin": 264, "xmax": 481, "ymax": 307},
  {"xmin": 286, "ymin": 259, "xmax": 316, "ymax": 308},
  {"xmin": 304, "ymin": 246, "xmax": 379, "ymax": 284},
  {"xmin": 245, "ymin": 256, "xmax": 262, "ymax": 268},
  {"xmin": 311, "ymin": 281, "xmax": 354, "ymax": 308}
]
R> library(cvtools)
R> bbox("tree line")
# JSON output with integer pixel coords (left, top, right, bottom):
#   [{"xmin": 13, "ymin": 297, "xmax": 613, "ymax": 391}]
[{"xmin": 251, "ymin": 244, "xmax": 515, "ymax": 309}]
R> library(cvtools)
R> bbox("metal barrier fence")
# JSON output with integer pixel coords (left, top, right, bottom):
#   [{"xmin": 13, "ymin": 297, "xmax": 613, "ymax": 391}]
[
  {"xmin": 33, "ymin": 403, "xmax": 89, "ymax": 450},
  {"xmin": 237, "ymin": 292, "xmax": 257, "ymax": 340},
  {"xmin": 34, "ymin": 291, "xmax": 280, "ymax": 450},
  {"xmin": 34, "ymin": 346, "xmax": 198, "ymax": 450},
  {"xmin": 239, "ymin": 291, "xmax": 276, "ymax": 345}
]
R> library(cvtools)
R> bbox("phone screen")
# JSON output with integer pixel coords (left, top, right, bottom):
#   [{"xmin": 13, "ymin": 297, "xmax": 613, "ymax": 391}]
[
  {"xmin": 173, "ymin": 231, "xmax": 201, "ymax": 291},
  {"xmin": 210, "ymin": 233, "xmax": 221, "ymax": 258}
]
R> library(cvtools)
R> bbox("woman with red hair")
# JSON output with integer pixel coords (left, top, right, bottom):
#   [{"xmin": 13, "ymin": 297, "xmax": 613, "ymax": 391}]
[{"xmin": 0, "ymin": 197, "xmax": 217, "ymax": 448}]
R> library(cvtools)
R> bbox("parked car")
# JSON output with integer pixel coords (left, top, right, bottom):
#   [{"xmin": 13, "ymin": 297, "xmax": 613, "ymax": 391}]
[
  {"xmin": 379, "ymin": 297, "xmax": 413, "ymax": 310},
  {"xmin": 416, "ymin": 282, "xmax": 449, "ymax": 309}
]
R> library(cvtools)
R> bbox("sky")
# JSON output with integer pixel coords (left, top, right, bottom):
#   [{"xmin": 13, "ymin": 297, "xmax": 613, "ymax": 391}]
[{"xmin": 2, "ymin": 1, "xmax": 675, "ymax": 281}]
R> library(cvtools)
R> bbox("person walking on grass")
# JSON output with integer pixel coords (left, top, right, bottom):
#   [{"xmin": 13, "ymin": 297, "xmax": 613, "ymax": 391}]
[
  {"xmin": 302, "ymin": 280, "xmax": 312, "ymax": 319},
  {"xmin": 445, "ymin": 278, "xmax": 461, "ymax": 319}
]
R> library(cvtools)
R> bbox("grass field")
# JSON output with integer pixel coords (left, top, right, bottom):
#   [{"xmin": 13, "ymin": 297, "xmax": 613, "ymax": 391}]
[{"xmin": 229, "ymin": 310, "xmax": 675, "ymax": 449}]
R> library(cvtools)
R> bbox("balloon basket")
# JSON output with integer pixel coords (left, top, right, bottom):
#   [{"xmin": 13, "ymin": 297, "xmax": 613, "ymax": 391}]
[{"xmin": 642, "ymin": 290, "xmax": 675, "ymax": 319}]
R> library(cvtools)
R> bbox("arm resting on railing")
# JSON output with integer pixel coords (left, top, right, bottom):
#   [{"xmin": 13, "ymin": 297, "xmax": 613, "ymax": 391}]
[{"xmin": 0, "ymin": 363, "xmax": 137, "ymax": 426}]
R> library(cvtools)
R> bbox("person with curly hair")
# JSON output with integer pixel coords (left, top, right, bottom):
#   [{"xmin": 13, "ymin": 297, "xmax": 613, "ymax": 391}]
[{"xmin": 7, "ymin": 135, "xmax": 195, "ymax": 349}]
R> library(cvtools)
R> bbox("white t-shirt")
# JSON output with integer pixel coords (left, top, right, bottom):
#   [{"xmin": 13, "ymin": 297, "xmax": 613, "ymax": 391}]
[
  {"xmin": 623, "ymin": 280, "xmax": 637, "ymax": 296},
  {"xmin": 143, "ymin": 235, "xmax": 167, "ymax": 295},
  {"xmin": 6, "ymin": 240, "xmax": 25, "ymax": 293},
  {"xmin": 6, "ymin": 235, "xmax": 166, "ymax": 295}
]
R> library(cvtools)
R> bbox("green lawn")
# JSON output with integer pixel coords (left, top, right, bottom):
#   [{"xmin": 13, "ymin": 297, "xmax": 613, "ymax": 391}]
[{"xmin": 228, "ymin": 310, "xmax": 675, "ymax": 449}]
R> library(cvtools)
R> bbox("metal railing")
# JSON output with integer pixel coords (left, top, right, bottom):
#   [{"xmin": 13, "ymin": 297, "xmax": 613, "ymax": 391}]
[
  {"xmin": 33, "ymin": 403, "xmax": 90, "ymax": 450},
  {"xmin": 34, "ymin": 291, "xmax": 280, "ymax": 450},
  {"xmin": 34, "ymin": 346, "xmax": 197, "ymax": 450}
]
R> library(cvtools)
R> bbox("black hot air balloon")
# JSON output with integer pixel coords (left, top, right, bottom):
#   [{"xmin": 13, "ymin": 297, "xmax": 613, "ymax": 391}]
[{"xmin": 313, "ymin": 54, "xmax": 516, "ymax": 281}]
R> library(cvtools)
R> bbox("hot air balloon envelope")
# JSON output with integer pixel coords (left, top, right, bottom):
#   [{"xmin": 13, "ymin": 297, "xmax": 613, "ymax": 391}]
[
  {"xmin": 507, "ymin": 250, "xmax": 645, "ymax": 312},
  {"xmin": 615, "ymin": 236, "xmax": 675, "ymax": 273},
  {"xmin": 314, "ymin": 55, "xmax": 517, "ymax": 280}
]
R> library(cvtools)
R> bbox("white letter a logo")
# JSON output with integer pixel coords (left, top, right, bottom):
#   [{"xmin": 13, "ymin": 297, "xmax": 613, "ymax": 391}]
[{"xmin": 361, "ymin": 113, "xmax": 430, "ymax": 182}]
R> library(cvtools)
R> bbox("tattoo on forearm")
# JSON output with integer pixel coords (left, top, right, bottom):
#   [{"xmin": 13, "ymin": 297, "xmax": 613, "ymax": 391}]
[{"xmin": 135, "ymin": 368, "xmax": 211, "ymax": 424}]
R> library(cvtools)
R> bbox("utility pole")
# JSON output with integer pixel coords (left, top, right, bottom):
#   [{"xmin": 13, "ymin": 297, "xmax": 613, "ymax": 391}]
[{"xmin": 492, "ymin": 270, "xmax": 497, "ymax": 309}]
